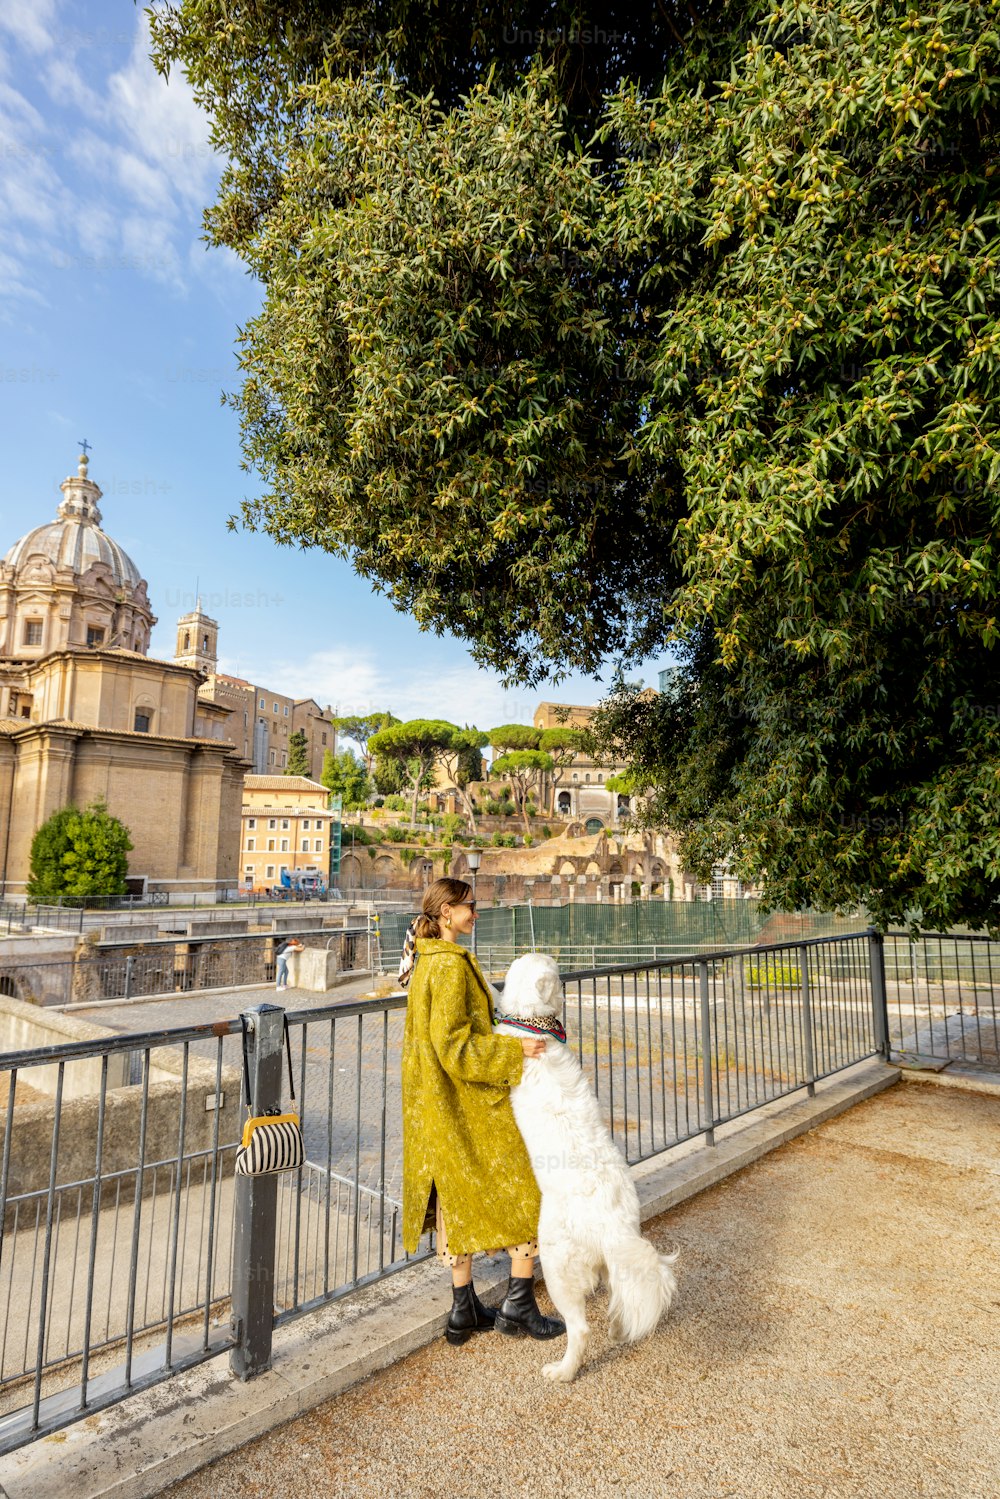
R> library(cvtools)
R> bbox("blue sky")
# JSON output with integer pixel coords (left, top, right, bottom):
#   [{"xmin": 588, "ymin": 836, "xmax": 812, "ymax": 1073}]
[{"xmin": 0, "ymin": 0, "xmax": 670, "ymax": 728}]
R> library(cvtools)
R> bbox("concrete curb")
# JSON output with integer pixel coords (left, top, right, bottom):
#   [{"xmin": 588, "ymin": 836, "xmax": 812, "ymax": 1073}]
[
  {"xmin": 897, "ymin": 1063, "xmax": 1000, "ymax": 1097},
  {"xmin": 1, "ymin": 1059, "xmax": 900, "ymax": 1499}
]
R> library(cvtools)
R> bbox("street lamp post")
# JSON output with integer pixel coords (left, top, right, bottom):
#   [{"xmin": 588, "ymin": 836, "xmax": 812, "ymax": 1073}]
[
  {"xmin": 525, "ymin": 877, "xmax": 536, "ymax": 953},
  {"xmin": 466, "ymin": 848, "xmax": 481, "ymax": 956}
]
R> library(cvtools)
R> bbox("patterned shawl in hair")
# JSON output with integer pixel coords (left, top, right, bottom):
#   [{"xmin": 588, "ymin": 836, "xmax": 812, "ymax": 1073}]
[{"xmin": 397, "ymin": 920, "xmax": 418, "ymax": 989}]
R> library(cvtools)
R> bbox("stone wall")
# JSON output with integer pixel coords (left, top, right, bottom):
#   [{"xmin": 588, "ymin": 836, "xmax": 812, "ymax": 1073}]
[{"xmin": 0, "ymin": 993, "xmax": 241, "ymax": 1199}]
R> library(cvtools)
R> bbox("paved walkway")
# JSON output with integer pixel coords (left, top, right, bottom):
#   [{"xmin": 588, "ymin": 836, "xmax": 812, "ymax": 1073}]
[{"xmin": 156, "ymin": 1078, "xmax": 999, "ymax": 1499}]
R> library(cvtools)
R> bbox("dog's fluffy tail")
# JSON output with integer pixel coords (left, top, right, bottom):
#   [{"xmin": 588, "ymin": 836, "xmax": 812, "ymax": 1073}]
[{"xmin": 607, "ymin": 1237, "xmax": 678, "ymax": 1344}]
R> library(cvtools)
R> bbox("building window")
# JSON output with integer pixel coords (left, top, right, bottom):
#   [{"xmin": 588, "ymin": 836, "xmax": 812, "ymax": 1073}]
[
  {"xmin": 134, "ymin": 711, "xmax": 151, "ymax": 733},
  {"xmin": 301, "ymin": 839, "xmax": 310, "ymax": 852},
  {"xmin": 280, "ymin": 838, "xmax": 289, "ymax": 852},
  {"xmin": 87, "ymin": 625, "xmax": 105, "ymax": 647},
  {"xmin": 248, "ymin": 818, "xmax": 256, "ymax": 829},
  {"xmin": 269, "ymin": 750, "xmax": 276, "ymax": 765},
  {"xmin": 281, "ymin": 753, "xmax": 287, "ymax": 767},
  {"xmin": 259, "ymin": 696, "xmax": 266, "ymax": 708},
  {"xmin": 302, "ymin": 819, "xmax": 310, "ymax": 830},
  {"xmin": 266, "ymin": 864, "xmax": 275, "ymax": 878},
  {"xmin": 585, "ymin": 773, "xmax": 591, "ymax": 782},
  {"xmin": 202, "ymin": 634, "xmax": 209, "ymax": 652},
  {"xmin": 572, "ymin": 772, "xmax": 579, "ymax": 781},
  {"xmin": 314, "ymin": 839, "xmax": 323, "ymax": 853},
  {"xmin": 267, "ymin": 839, "xmax": 275, "ymax": 851},
  {"xmin": 321, "ymin": 732, "xmax": 327, "ymax": 745},
  {"xmin": 246, "ymin": 838, "xmax": 255, "ymax": 851},
  {"xmin": 281, "ymin": 819, "xmax": 289, "ymax": 830},
  {"xmin": 24, "ymin": 620, "xmax": 43, "ymax": 646},
  {"xmin": 284, "ymin": 705, "xmax": 289, "ymax": 716},
  {"xmin": 184, "ymin": 631, "xmax": 191, "ymax": 650},
  {"xmin": 273, "ymin": 702, "xmax": 279, "ymax": 713},
  {"xmin": 268, "ymin": 819, "xmax": 276, "ymax": 829}
]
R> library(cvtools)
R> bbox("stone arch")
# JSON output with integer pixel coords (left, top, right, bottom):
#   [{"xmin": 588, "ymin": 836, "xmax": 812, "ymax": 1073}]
[
  {"xmin": 586, "ymin": 861, "xmax": 602, "ymax": 875},
  {"xmin": 584, "ymin": 816, "xmax": 605, "ymax": 835},
  {"xmin": 340, "ymin": 853, "xmax": 363, "ymax": 887},
  {"xmin": 559, "ymin": 861, "xmax": 577, "ymax": 877},
  {"xmin": 556, "ymin": 791, "xmax": 572, "ymax": 814}
]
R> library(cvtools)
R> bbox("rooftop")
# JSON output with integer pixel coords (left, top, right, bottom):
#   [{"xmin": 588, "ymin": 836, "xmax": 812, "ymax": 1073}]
[{"xmin": 243, "ymin": 775, "xmax": 329, "ymax": 793}]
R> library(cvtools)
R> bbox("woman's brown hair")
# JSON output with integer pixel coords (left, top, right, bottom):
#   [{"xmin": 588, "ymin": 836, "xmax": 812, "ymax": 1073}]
[{"xmin": 414, "ymin": 877, "xmax": 473, "ymax": 940}]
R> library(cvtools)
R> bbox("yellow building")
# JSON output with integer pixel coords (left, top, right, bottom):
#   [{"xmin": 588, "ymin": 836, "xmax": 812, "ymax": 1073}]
[
  {"xmin": 240, "ymin": 775, "xmax": 335, "ymax": 891},
  {"xmin": 0, "ymin": 451, "xmax": 248, "ymax": 897}
]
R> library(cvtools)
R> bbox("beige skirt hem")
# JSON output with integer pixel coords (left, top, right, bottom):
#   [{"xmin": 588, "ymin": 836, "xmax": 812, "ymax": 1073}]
[{"xmin": 435, "ymin": 1198, "xmax": 537, "ymax": 1265}]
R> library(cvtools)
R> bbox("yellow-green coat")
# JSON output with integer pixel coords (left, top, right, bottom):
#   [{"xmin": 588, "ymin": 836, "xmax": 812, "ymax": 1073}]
[{"xmin": 401, "ymin": 938, "xmax": 541, "ymax": 1254}]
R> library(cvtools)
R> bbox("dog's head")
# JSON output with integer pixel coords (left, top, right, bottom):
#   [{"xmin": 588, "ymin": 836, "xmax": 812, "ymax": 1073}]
[{"xmin": 502, "ymin": 952, "xmax": 563, "ymax": 1019}]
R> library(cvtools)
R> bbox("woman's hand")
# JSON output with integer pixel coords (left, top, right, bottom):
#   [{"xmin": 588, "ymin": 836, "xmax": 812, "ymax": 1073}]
[{"xmin": 520, "ymin": 1037, "xmax": 546, "ymax": 1059}]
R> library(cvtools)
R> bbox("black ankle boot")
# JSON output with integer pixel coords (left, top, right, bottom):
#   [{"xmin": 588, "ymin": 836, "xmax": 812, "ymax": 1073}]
[
  {"xmin": 495, "ymin": 1275, "xmax": 566, "ymax": 1341},
  {"xmin": 445, "ymin": 1282, "xmax": 497, "ymax": 1345}
]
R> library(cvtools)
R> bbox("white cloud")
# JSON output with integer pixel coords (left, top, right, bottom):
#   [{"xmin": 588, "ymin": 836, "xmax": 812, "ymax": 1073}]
[
  {"xmin": 106, "ymin": 12, "xmax": 220, "ymax": 209},
  {"xmin": 224, "ymin": 643, "xmax": 588, "ymax": 730},
  {"xmin": 0, "ymin": 0, "xmax": 58, "ymax": 55},
  {"xmin": 1, "ymin": 3, "xmax": 224, "ymax": 307}
]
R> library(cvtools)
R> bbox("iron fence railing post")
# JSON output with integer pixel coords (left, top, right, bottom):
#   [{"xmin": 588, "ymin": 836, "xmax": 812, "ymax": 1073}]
[
  {"xmin": 698, "ymin": 958, "xmax": 715, "ymax": 1146},
  {"xmin": 799, "ymin": 944, "xmax": 816, "ymax": 1096},
  {"xmin": 230, "ymin": 1003, "xmax": 285, "ymax": 1380},
  {"xmin": 868, "ymin": 928, "xmax": 890, "ymax": 1059}
]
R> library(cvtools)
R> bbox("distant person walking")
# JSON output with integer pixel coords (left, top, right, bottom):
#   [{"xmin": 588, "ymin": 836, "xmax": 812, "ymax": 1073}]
[
  {"xmin": 400, "ymin": 878, "xmax": 565, "ymax": 1347},
  {"xmin": 274, "ymin": 938, "xmax": 304, "ymax": 992}
]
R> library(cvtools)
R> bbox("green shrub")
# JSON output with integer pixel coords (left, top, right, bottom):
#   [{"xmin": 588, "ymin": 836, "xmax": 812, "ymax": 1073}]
[
  {"xmin": 747, "ymin": 960, "xmax": 802, "ymax": 988},
  {"xmin": 383, "ymin": 794, "xmax": 407, "ymax": 811}
]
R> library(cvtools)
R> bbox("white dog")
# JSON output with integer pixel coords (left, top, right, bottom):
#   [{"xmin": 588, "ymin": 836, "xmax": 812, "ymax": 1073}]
[{"xmin": 495, "ymin": 952, "xmax": 678, "ymax": 1382}]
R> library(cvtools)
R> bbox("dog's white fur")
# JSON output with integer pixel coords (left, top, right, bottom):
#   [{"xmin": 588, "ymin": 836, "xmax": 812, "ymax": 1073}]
[{"xmin": 496, "ymin": 952, "xmax": 678, "ymax": 1382}]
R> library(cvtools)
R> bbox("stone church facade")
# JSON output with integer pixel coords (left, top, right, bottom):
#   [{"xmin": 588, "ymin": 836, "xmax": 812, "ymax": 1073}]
[{"xmin": 0, "ymin": 452, "xmax": 248, "ymax": 897}]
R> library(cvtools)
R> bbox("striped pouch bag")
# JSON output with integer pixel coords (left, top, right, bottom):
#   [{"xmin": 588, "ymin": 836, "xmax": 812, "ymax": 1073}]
[{"xmin": 235, "ymin": 1015, "xmax": 304, "ymax": 1175}]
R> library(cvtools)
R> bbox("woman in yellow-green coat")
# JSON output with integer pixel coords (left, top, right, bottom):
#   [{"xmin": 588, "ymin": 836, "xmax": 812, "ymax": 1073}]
[{"xmin": 400, "ymin": 877, "xmax": 565, "ymax": 1346}]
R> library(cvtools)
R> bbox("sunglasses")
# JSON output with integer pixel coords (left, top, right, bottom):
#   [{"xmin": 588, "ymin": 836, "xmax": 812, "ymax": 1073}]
[{"xmin": 451, "ymin": 900, "xmax": 477, "ymax": 913}]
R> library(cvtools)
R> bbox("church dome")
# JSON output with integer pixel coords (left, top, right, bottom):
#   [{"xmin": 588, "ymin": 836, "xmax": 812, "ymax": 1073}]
[
  {"xmin": 3, "ymin": 453, "xmax": 143, "ymax": 589},
  {"xmin": 0, "ymin": 449, "xmax": 155, "ymax": 660}
]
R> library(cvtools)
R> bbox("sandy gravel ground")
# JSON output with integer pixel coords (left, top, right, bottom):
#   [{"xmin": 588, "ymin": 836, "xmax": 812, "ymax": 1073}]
[{"xmin": 162, "ymin": 1081, "xmax": 999, "ymax": 1499}]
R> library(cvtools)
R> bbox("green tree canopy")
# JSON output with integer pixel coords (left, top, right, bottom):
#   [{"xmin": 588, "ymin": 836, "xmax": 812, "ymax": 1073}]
[
  {"xmin": 488, "ymin": 724, "xmax": 543, "ymax": 753},
  {"xmin": 437, "ymin": 727, "xmax": 488, "ymax": 832},
  {"xmin": 152, "ymin": 0, "xmax": 1000, "ymax": 926},
  {"xmin": 491, "ymin": 749, "xmax": 553, "ymax": 832},
  {"xmin": 27, "ymin": 802, "xmax": 133, "ymax": 905},
  {"xmin": 332, "ymin": 712, "xmax": 399, "ymax": 774},
  {"xmin": 368, "ymin": 718, "xmax": 459, "ymax": 823},
  {"xmin": 285, "ymin": 727, "xmax": 310, "ymax": 776},
  {"xmin": 320, "ymin": 747, "xmax": 373, "ymax": 809}
]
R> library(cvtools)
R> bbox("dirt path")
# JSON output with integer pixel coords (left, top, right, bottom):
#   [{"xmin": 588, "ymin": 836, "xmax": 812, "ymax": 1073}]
[{"xmin": 163, "ymin": 1081, "xmax": 999, "ymax": 1499}]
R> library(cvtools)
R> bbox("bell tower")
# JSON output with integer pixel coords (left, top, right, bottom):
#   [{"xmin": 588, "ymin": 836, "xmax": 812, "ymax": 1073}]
[{"xmin": 174, "ymin": 598, "xmax": 218, "ymax": 675}]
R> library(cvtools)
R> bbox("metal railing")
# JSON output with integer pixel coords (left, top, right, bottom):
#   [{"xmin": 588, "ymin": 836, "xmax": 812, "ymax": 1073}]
[
  {"xmin": 0, "ymin": 927, "xmax": 371, "ymax": 1008},
  {"xmin": 0, "ymin": 997, "xmax": 426, "ymax": 1451},
  {"xmin": 884, "ymin": 931, "xmax": 1000, "ymax": 1066},
  {"xmin": 3, "ymin": 926, "xmax": 998, "ymax": 1452}
]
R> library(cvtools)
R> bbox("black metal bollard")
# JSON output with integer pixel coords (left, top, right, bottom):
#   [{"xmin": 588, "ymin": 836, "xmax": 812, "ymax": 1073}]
[{"xmin": 230, "ymin": 1002, "xmax": 286, "ymax": 1379}]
